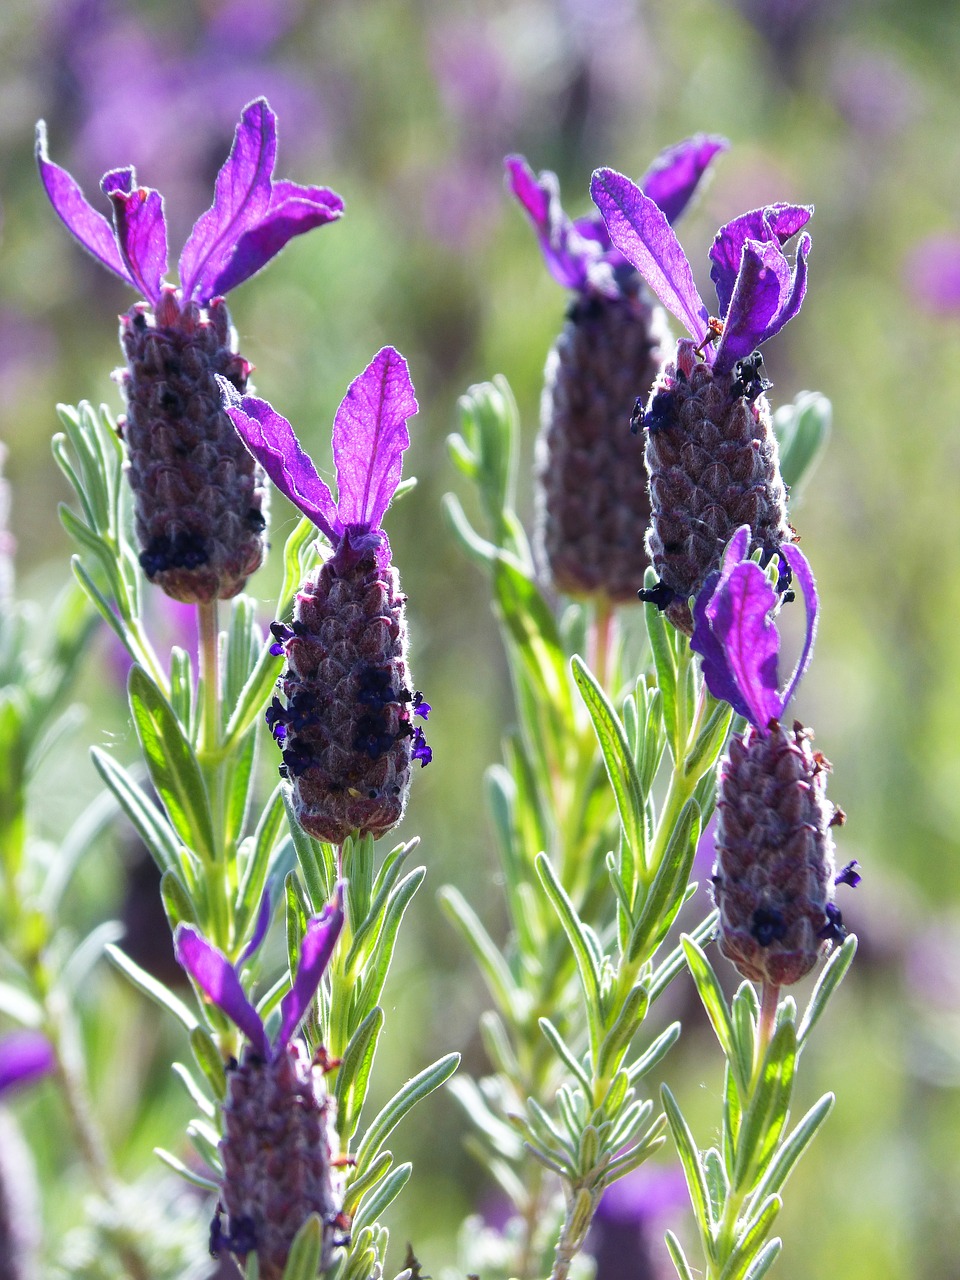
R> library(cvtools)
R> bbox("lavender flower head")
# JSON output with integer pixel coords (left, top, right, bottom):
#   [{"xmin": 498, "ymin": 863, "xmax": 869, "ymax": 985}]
[
  {"xmin": 175, "ymin": 889, "xmax": 346, "ymax": 1277},
  {"xmin": 37, "ymin": 98, "xmax": 343, "ymax": 603},
  {"xmin": 590, "ymin": 171, "xmax": 810, "ymax": 630},
  {"xmin": 223, "ymin": 346, "xmax": 431, "ymax": 845},
  {"xmin": 504, "ymin": 138, "xmax": 727, "ymax": 602},
  {"xmin": 691, "ymin": 530, "xmax": 846, "ymax": 987}
]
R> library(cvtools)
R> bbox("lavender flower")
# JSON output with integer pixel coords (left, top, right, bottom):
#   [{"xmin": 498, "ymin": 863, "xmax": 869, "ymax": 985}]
[
  {"xmin": 37, "ymin": 98, "xmax": 343, "ymax": 603},
  {"xmin": 223, "ymin": 346, "xmax": 431, "ymax": 845},
  {"xmin": 0, "ymin": 1032, "xmax": 55, "ymax": 1098},
  {"xmin": 175, "ymin": 889, "xmax": 345, "ymax": 1277},
  {"xmin": 590, "ymin": 171, "xmax": 809, "ymax": 630},
  {"xmin": 0, "ymin": 1032, "xmax": 53, "ymax": 1280},
  {"xmin": 505, "ymin": 137, "xmax": 726, "ymax": 602},
  {"xmin": 691, "ymin": 529, "xmax": 847, "ymax": 986}
]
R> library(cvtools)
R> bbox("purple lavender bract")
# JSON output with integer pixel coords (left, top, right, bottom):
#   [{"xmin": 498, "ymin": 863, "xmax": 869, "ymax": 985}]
[
  {"xmin": 223, "ymin": 346, "xmax": 431, "ymax": 845},
  {"xmin": 691, "ymin": 531, "xmax": 845, "ymax": 987},
  {"xmin": 506, "ymin": 137, "xmax": 726, "ymax": 602},
  {"xmin": 37, "ymin": 98, "xmax": 343, "ymax": 602}
]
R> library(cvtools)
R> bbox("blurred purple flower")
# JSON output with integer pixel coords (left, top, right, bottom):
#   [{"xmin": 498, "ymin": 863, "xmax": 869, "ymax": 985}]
[
  {"xmin": 0, "ymin": 1032, "xmax": 55, "ymax": 1097},
  {"xmin": 690, "ymin": 525, "xmax": 818, "ymax": 731},
  {"xmin": 590, "ymin": 1163, "xmax": 688, "ymax": 1280},
  {"xmin": 506, "ymin": 135, "xmax": 727, "ymax": 298},
  {"xmin": 904, "ymin": 234, "xmax": 960, "ymax": 314},
  {"xmin": 828, "ymin": 44, "xmax": 921, "ymax": 140},
  {"xmin": 591, "ymin": 171, "xmax": 811, "ymax": 373},
  {"xmin": 174, "ymin": 885, "xmax": 344, "ymax": 1060},
  {"xmin": 37, "ymin": 98, "xmax": 343, "ymax": 307}
]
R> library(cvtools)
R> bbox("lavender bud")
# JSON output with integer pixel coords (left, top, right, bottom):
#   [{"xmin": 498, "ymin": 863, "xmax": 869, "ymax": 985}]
[
  {"xmin": 711, "ymin": 720, "xmax": 840, "ymax": 987},
  {"xmin": 215, "ymin": 1041, "xmax": 344, "ymax": 1279},
  {"xmin": 537, "ymin": 284, "xmax": 670, "ymax": 602},
  {"xmin": 117, "ymin": 286, "xmax": 267, "ymax": 603},
  {"xmin": 643, "ymin": 340, "xmax": 791, "ymax": 633}
]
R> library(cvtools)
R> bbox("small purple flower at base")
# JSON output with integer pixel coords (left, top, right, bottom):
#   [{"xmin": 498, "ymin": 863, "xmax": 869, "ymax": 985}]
[
  {"xmin": 590, "ymin": 172, "xmax": 808, "ymax": 631},
  {"xmin": 505, "ymin": 138, "xmax": 727, "ymax": 604},
  {"xmin": 691, "ymin": 530, "xmax": 846, "ymax": 987},
  {"xmin": 36, "ymin": 99, "xmax": 342, "ymax": 603},
  {"xmin": 0, "ymin": 1033, "xmax": 55, "ymax": 1099},
  {"xmin": 174, "ymin": 888, "xmax": 346, "ymax": 1280},
  {"xmin": 222, "ymin": 347, "xmax": 431, "ymax": 845}
]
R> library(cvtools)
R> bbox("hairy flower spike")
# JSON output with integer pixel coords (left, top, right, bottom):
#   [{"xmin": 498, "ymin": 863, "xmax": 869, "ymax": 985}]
[
  {"xmin": 223, "ymin": 347, "xmax": 431, "ymax": 844},
  {"xmin": 591, "ymin": 172, "xmax": 810, "ymax": 629},
  {"xmin": 692, "ymin": 532, "xmax": 849, "ymax": 986},
  {"xmin": 507, "ymin": 138, "xmax": 726, "ymax": 602},
  {"xmin": 175, "ymin": 890, "xmax": 346, "ymax": 1277},
  {"xmin": 36, "ymin": 99, "xmax": 343, "ymax": 602}
]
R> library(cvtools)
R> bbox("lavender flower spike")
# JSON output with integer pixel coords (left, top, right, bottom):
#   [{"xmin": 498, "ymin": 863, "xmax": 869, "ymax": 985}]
[
  {"xmin": 505, "ymin": 138, "xmax": 726, "ymax": 603},
  {"xmin": 692, "ymin": 531, "xmax": 846, "ymax": 988},
  {"xmin": 37, "ymin": 99, "xmax": 343, "ymax": 603},
  {"xmin": 223, "ymin": 348, "xmax": 432, "ymax": 844},
  {"xmin": 175, "ymin": 889, "xmax": 346, "ymax": 1279}
]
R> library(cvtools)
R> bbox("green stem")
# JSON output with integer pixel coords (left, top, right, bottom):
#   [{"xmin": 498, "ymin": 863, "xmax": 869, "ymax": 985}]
[{"xmin": 197, "ymin": 599, "xmax": 221, "ymax": 758}]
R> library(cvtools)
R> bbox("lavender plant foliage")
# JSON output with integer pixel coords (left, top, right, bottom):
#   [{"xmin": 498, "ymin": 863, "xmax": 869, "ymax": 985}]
[
  {"xmin": 691, "ymin": 529, "xmax": 847, "ymax": 986},
  {"xmin": 590, "ymin": 171, "xmax": 808, "ymax": 630},
  {"xmin": 505, "ymin": 137, "xmax": 727, "ymax": 602},
  {"xmin": 175, "ymin": 889, "xmax": 346, "ymax": 1277},
  {"xmin": 37, "ymin": 98, "xmax": 343, "ymax": 603},
  {"xmin": 223, "ymin": 346, "xmax": 431, "ymax": 844}
]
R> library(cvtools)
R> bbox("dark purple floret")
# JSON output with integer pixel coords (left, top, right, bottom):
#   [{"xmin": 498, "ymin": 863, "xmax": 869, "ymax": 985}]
[
  {"xmin": 411, "ymin": 726, "xmax": 433, "ymax": 766},
  {"xmin": 730, "ymin": 350, "xmax": 772, "ymax": 402},
  {"xmin": 638, "ymin": 580, "xmax": 678, "ymax": 610},
  {"xmin": 818, "ymin": 903, "xmax": 847, "ymax": 944},
  {"xmin": 836, "ymin": 860, "xmax": 861, "ymax": 888},
  {"xmin": 641, "ymin": 386, "xmax": 679, "ymax": 434},
  {"xmin": 412, "ymin": 691, "xmax": 431, "ymax": 718},
  {"xmin": 751, "ymin": 907, "xmax": 788, "ymax": 947}
]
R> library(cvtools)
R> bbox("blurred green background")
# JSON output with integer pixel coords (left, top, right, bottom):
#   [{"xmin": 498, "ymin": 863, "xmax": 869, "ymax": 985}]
[{"xmin": 2, "ymin": 0, "xmax": 960, "ymax": 1275}]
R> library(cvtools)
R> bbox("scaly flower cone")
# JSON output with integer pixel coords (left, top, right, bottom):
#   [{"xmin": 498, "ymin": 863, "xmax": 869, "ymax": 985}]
[
  {"xmin": 36, "ymin": 97, "xmax": 342, "ymax": 602},
  {"xmin": 592, "ymin": 174, "xmax": 812, "ymax": 631},
  {"xmin": 690, "ymin": 528, "xmax": 852, "ymax": 986},
  {"xmin": 507, "ymin": 139, "xmax": 726, "ymax": 602},
  {"xmin": 224, "ymin": 346, "xmax": 431, "ymax": 846}
]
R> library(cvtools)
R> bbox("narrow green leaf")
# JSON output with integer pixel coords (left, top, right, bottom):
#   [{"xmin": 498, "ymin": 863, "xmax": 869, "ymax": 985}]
[
  {"xmin": 684, "ymin": 698, "xmax": 733, "ymax": 780},
  {"xmin": 797, "ymin": 934, "xmax": 857, "ymax": 1049},
  {"xmin": 171, "ymin": 1062, "xmax": 215, "ymax": 1118},
  {"xmin": 351, "ymin": 1163, "xmax": 412, "ymax": 1236},
  {"xmin": 681, "ymin": 937, "xmax": 741, "ymax": 1083},
  {"xmin": 169, "ymin": 646, "xmax": 194, "ymax": 734},
  {"xmin": 722, "ymin": 1062, "xmax": 742, "ymax": 1175},
  {"xmin": 0, "ymin": 985, "xmax": 41, "ymax": 1027},
  {"xmin": 354, "ymin": 1054, "xmax": 460, "ymax": 1174},
  {"xmin": 648, "ymin": 910, "xmax": 717, "ymax": 1003},
  {"xmin": 282, "ymin": 1214, "xmax": 323, "ymax": 1280},
  {"xmin": 223, "ymin": 728, "xmax": 258, "ymax": 853},
  {"xmin": 343, "ymin": 1150, "xmax": 393, "ymax": 1217},
  {"xmin": 154, "ymin": 1147, "xmax": 219, "ymax": 1192},
  {"xmin": 282, "ymin": 786, "xmax": 335, "ymax": 910},
  {"xmin": 336, "ymin": 1007, "xmax": 385, "ymax": 1148},
  {"xmin": 186, "ymin": 1117, "xmax": 222, "ymax": 1171},
  {"xmin": 662, "ymin": 1084, "xmax": 713, "ymax": 1232},
  {"xmin": 356, "ymin": 866, "xmax": 425, "ymax": 1014},
  {"xmin": 644, "ymin": 583, "xmax": 678, "ymax": 747},
  {"xmin": 160, "ymin": 870, "xmax": 197, "ymax": 933},
  {"xmin": 190, "ymin": 1025, "xmax": 227, "ymax": 1101},
  {"xmin": 91, "ymin": 747, "xmax": 180, "ymax": 875},
  {"xmin": 42, "ymin": 785, "xmax": 119, "ymax": 910},
  {"xmin": 493, "ymin": 553, "xmax": 572, "ymax": 729},
  {"xmin": 61, "ymin": 921, "xmax": 125, "ymax": 996},
  {"xmin": 627, "ymin": 1021, "xmax": 681, "ymax": 1084},
  {"xmin": 539, "ymin": 1018, "xmax": 592, "ymax": 1095},
  {"xmin": 665, "ymin": 1230, "xmax": 696, "ymax": 1280},
  {"xmin": 536, "ymin": 854, "xmax": 601, "ymax": 1014},
  {"xmin": 598, "ymin": 982, "xmax": 649, "ymax": 1078},
  {"xmin": 128, "ymin": 665, "xmax": 217, "ymax": 862},
  {"xmin": 441, "ymin": 493, "xmax": 499, "ymax": 567},
  {"xmin": 732, "ymin": 1020, "xmax": 797, "ymax": 1190},
  {"xmin": 345, "ymin": 848, "xmax": 416, "ymax": 973},
  {"xmin": 627, "ymin": 799, "xmax": 701, "ymax": 962},
  {"xmin": 740, "ymin": 1238, "xmax": 782, "ymax": 1280},
  {"xmin": 235, "ymin": 784, "xmax": 286, "ymax": 939},
  {"xmin": 719, "ymin": 1196, "xmax": 782, "ymax": 1280},
  {"xmin": 438, "ymin": 886, "xmax": 520, "ymax": 1020},
  {"xmin": 703, "ymin": 1146, "xmax": 728, "ymax": 1225},
  {"xmin": 753, "ymin": 1093, "xmax": 834, "ymax": 1203},
  {"xmin": 572, "ymin": 655, "xmax": 646, "ymax": 871},
  {"xmin": 105, "ymin": 943, "xmax": 198, "ymax": 1031}
]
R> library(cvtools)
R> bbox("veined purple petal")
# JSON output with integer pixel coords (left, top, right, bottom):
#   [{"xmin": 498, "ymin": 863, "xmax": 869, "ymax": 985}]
[
  {"xmin": 101, "ymin": 169, "xmax": 168, "ymax": 305},
  {"xmin": 238, "ymin": 888, "xmax": 273, "ymax": 970},
  {"xmin": 706, "ymin": 558, "xmax": 783, "ymax": 730},
  {"xmin": 179, "ymin": 98, "xmax": 277, "ymax": 303},
  {"xmin": 638, "ymin": 134, "xmax": 729, "ymax": 226},
  {"xmin": 35, "ymin": 121, "xmax": 133, "ymax": 288},
  {"xmin": 220, "ymin": 378, "xmax": 339, "ymax": 541},
  {"xmin": 174, "ymin": 925, "xmax": 269, "ymax": 1058},
  {"xmin": 505, "ymin": 155, "xmax": 613, "ymax": 294},
  {"xmin": 208, "ymin": 180, "xmax": 344, "ymax": 298},
  {"xmin": 276, "ymin": 884, "xmax": 345, "ymax": 1051},
  {"xmin": 710, "ymin": 204, "xmax": 812, "ymax": 317},
  {"xmin": 778, "ymin": 542, "xmax": 819, "ymax": 710},
  {"xmin": 0, "ymin": 1031, "xmax": 55, "ymax": 1097},
  {"xmin": 590, "ymin": 168, "xmax": 709, "ymax": 342},
  {"xmin": 715, "ymin": 234, "xmax": 810, "ymax": 373},
  {"xmin": 332, "ymin": 347, "xmax": 418, "ymax": 531}
]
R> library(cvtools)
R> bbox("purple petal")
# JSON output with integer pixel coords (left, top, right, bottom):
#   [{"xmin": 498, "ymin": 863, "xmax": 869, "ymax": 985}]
[
  {"xmin": 174, "ymin": 925, "xmax": 269, "ymax": 1057},
  {"xmin": 101, "ymin": 169, "xmax": 168, "ymax": 305},
  {"xmin": 35, "ymin": 121, "xmax": 133, "ymax": 288},
  {"xmin": 179, "ymin": 99, "xmax": 277, "ymax": 303},
  {"xmin": 714, "ymin": 234, "xmax": 810, "ymax": 373},
  {"xmin": 638, "ymin": 134, "xmax": 729, "ymax": 226},
  {"xmin": 0, "ymin": 1031, "xmax": 55, "ymax": 1097},
  {"xmin": 208, "ymin": 179, "xmax": 344, "ymax": 298},
  {"xmin": 238, "ymin": 888, "xmax": 273, "ymax": 970},
  {"xmin": 505, "ymin": 155, "xmax": 614, "ymax": 294},
  {"xmin": 706, "ymin": 558, "xmax": 783, "ymax": 729},
  {"xmin": 220, "ymin": 378, "xmax": 339, "ymax": 541},
  {"xmin": 590, "ymin": 168, "xmax": 709, "ymax": 342},
  {"xmin": 276, "ymin": 884, "xmax": 345, "ymax": 1050},
  {"xmin": 691, "ymin": 574, "xmax": 752, "ymax": 721},
  {"xmin": 332, "ymin": 347, "xmax": 418, "ymax": 531},
  {"xmin": 709, "ymin": 204, "xmax": 812, "ymax": 316},
  {"xmin": 777, "ymin": 542, "xmax": 819, "ymax": 710}
]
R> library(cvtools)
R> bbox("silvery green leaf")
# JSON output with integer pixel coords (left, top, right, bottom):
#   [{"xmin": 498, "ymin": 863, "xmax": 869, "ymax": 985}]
[
  {"xmin": 281, "ymin": 1214, "xmax": 323, "ymax": 1280},
  {"xmin": 752, "ymin": 1092, "xmax": 834, "ymax": 1203},
  {"xmin": 666, "ymin": 1230, "xmax": 696, "ymax": 1280},
  {"xmin": 336, "ymin": 1006, "xmax": 385, "ymax": 1146},
  {"xmin": 681, "ymin": 937, "xmax": 743, "ymax": 1085},
  {"xmin": 351, "ymin": 1162, "xmax": 412, "ymax": 1236},
  {"xmin": 282, "ymin": 785, "xmax": 335, "ymax": 910},
  {"xmin": 153, "ymin": 1146, "xmax": 219, "ymax": 1192},
  {"xmin": 628, "ymin": 1022, "xmax": 682, "ymax": 1084},
  {"xmin": 773, "ymin": 391, "xmax": 830, "ymax": 501},
  {"xmin": 61, "ymin": 920, "xmax": 125, "ymax": 996},
  {"xmin": 539, "ymin": 1017, "xmax": 592, "ymax": 1094},
  {"xmin": 598, "ymin": 981, "xmax": 649, "ymax": 1078},
  {"xmin": 718, "ymin": 1194, "xmax": 782, "ymax": 1280},
  {"xmin": 105, "ymin": 943, "xmax": 198, "ymax": 1031},
  {"xmin": 190, "ymin": 1025, "xmax": 227, "ymax": 1101},
  {"xmin": 536, "ymin": 854, "xmax": 602, "ymax": 1033},
  {"xmin": 648, "ymin": 911, "xmax": 717, "ymax": 1003},
  {"xmin": 662, "ymin": 1084, "xmax": 713, "ymax": 1233},
  {"xmin": 441, "ymin": 493, "xmax": 499, "ymax": 568},
  {"xmin": 91, "ymin": 747, "xmax": 180, "ymax": 876},
  {"xmin": 235, "ymin": 784, "xmax": 287, "ymax": 940},
  {"xmin": 797, "ymin": 934, "xmax": 857, "ymax": 1049},
  {"xmin": 353, "ymin": 1053, "xmax": 460, "ymax": 1174},
  {"xmin": 169, "ymin": 645, "xmax": 194, "ymax": 735},
  {"xmin": 171, "ymin": 1062, "xmax": 215, "ymax": 1118},
  {"xmin": 355, "ymin": 865, "xmax": 425, "ymax": 1017},
  {"xmin": 438, "ymin": 887, "xmax": 521, "ymax": 1022},
  {"xmin": 740, "ymin": 1237, "xmax": 782, "ymax": 1280},
  {"xmin": 627, "ymin": 799, "xmax": 700, "ymax": 962},
  {"xmin": 732, "ymin": 1020, "xmax": 796, "ymax": 1189},
  {"xmin": 343, "ymin": 1150, "xmax": 392, "ymax": 1218}
]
